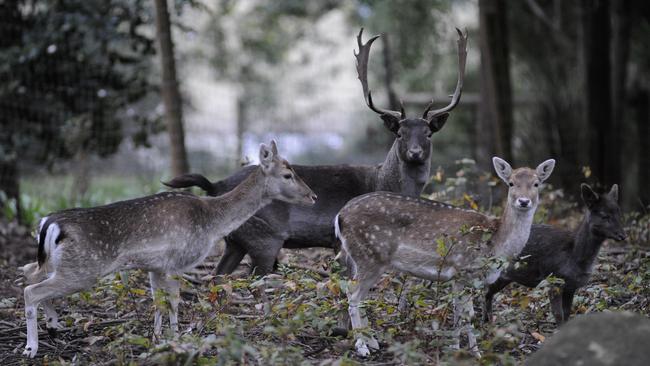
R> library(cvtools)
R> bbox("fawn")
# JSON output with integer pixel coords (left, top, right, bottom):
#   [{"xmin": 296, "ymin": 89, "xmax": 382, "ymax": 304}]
[
  {"xmin": 483, "ymin": 183, "xmax": 626, "ymax": 324},
  {"xmin": 20, "ymin": 141, "xmax": 315, "ymax": 357},
  {"xmin": 334, "ymin": 157, "xmax": 555, "ymax": 356}
]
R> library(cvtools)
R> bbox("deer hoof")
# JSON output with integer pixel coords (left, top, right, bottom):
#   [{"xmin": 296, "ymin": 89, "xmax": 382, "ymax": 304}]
[
  {"xmin": 46, "ymin": 320, "xmax": 63, "ymax": 338},
  {"xmin": 367, "ymin": 337, "xmax": 379, "ymax": 350},
  {"xmin": 23, "ymin": 345, "xmax": 37, "ymax": 358},
  {"xmin": 355, "ymin": 339, "xmax": 371, "ymax": 357}
]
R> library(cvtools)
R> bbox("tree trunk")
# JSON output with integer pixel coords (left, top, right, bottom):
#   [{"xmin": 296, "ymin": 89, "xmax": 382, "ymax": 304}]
[
  {"xmin": 153, "ymin": 0, "xmax": 189, "ymax": 177},
  {"xmin": 381, "ymin": 33, "xmax": 399, "ymax": 111},
  {"xmin": 609, "ymin": 0, "xmax": 630, "ymax": 191},
  {"xmin": 582, "ymin": 0, "xmax": 612, "ymax": 185},
  {"xmin": 0, "ymin": 156, "xmax": 20, "ymax": 223},
  {"xmin": 477, "ymin": 0, "xmax": 514, "ymax": 170},
  {"xmin": 631, "ymin": 87, "xmax": 649, "ymax": 209}
]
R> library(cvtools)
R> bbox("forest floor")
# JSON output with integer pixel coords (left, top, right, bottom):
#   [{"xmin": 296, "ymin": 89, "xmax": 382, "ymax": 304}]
[{"xmin": 0, "ymin": 215, "xmax": 649, "ymax": 365}]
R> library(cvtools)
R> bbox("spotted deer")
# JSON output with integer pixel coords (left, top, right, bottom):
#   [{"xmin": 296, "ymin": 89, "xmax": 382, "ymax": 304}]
[
  {"xmin": 163, "ymin": 28, "xmax": 468, "ymax": 276},
  {"xmin": 334, "ymin": 157, "xmax": 555, "ymax": 356},
  {"xmin": 484, "ymin": 183, "xmax": 626, "ymax": 324},
  {"xmin": 20, "ymin": 141, "xmax": 316, "ymax": 358}
]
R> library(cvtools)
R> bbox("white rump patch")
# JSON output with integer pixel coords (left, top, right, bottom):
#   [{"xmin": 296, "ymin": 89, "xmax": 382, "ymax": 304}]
[
  {"xmin": 44, "ymin": 223, "xmax": 61, "ymax": 265},
  {"xmin": 36, "ymin": 216, "xmax": 48, "ymax": 243},
  {"xmin": 334, "ymin": 213, "xmax": 357, "ymax": 277}
]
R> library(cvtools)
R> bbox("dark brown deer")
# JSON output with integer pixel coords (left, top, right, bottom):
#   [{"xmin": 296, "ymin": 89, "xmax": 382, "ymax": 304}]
[
  {"xmin": 20, "ymin": 141, "xmax": 315, "ymax": 358},
  {"xmin": 334, "ymin": 157, "xmax": 555, "ymax": 356},
  {"xmin": 164, "ymin": 28, "xmax": 468, "ymax": 276},
  {"xmin": 483, "ymin": 184, "xmax": 626, "ymax": 324}
]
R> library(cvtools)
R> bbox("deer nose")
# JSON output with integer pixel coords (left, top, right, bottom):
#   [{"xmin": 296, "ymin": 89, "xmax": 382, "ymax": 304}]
[
  {"xmin": 311, "ymin": 193, "xmax": 318, "ymax": 202},
  {"xmin": 517, "ymin": 198, "xmax": 531, "ymax": 207},
  {"xmin": 407, "ymin": 147, "xmax": 423, "ymax": 160}
]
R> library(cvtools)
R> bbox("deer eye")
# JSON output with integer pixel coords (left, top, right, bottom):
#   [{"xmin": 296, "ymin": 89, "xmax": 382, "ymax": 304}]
[
  {"xmin": 601, "ymin": 213, "xmax": 610, "ymax": 219},
  {"xmin": 509, "ymin": 182, "xmax": 514, "ymax": 187},
  {"xmin": 534, "ymin": 183, "xmax": 539, "ymax": 187},
  {"xmin": 283, "ymin": 174, "xmax": 292, "ymax": 180}
]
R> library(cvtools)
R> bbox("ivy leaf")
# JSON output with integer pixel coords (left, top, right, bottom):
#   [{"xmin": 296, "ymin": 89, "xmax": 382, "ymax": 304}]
[{"xmin": 436, "ymin": 238, "xmax": 448, "ymax": 257}]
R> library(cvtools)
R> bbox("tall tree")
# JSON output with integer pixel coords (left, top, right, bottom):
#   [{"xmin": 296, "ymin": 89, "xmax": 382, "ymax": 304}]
[
  {"xmin": 0, "ymin": 0, "xmax": 155, "ymax": 217},
  {"xmin": 583, "ymin": 0, "xmax": 613, "ymax": 186},
  {"xmin": 509, "ymin": 0, "xmax": 585, "ymax": 192},
  {"xmin": 631, "ymin": 86, "xmax": 649, "ymax": 208},
  {"xmin": 207, "ymin": 0, "xmax": 340, "ymax": 166},
  {"xmin": 609, "ymin": 0, "xmax": 630, "ymax": 193},
  {"xmin": 477, "ymin": 0, "xmax": 513, "ymax": 169},
  {"xmin": 154, "ymin": 0, "xmax": 189, "ymax": 176}
]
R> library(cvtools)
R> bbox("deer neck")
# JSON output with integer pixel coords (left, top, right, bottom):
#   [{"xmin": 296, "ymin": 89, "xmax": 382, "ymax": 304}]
[
  {"xmin": 204, "ymin": 168, "xmax": 271, "ymax": 235},
  {"xmin": 492, "ymin": 202, "xmax": 535, "ymax": 259},
  {"xmin": 572, "ymin": 211, "xmax": 605, "ymax": 270},
  {"xmin": 375, "ymin": 140, "xmax": 430, "ymax": 197}
]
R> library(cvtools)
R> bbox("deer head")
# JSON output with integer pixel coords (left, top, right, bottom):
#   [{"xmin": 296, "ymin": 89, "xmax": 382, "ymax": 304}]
[
  {"xmin": 355, "ymin": 28, "xmax": 468, "ymax": 165},
  {"xmin": 581, "ymin": 184, "xmax": 626, "ymax": 241},
  {"xmin": 259, "ymin": 140, "xmax": 317, "ymax": 205},
  {"xmin": 493, "ymin": 157, "xmax": 555, "ymax": 212}
]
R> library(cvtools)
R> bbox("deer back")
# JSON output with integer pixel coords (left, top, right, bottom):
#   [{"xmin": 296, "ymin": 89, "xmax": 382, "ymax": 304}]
[
  {"xmin": 337, "ymin": 192, "xmax": 499, "ymax": 273},
  {"xmin": 40, "ymin": 192, "xmax": 211, "ymax": 257}
]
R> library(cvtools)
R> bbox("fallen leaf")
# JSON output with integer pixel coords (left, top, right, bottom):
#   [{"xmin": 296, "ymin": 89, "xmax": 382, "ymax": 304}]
[{"xmin": 531, "ymin": 331, "xmax": 545, "ymax": 342}]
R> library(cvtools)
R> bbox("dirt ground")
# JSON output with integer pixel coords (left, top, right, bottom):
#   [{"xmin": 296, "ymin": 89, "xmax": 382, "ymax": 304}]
[{"xmin": 0, "ymin": 217, "xmax": 648, "ymax": 365}]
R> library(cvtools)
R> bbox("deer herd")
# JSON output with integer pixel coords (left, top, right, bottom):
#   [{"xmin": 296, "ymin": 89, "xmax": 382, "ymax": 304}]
[{"xmin": 19, "ymin": 28, "xmax": 628, "ymax": 359}]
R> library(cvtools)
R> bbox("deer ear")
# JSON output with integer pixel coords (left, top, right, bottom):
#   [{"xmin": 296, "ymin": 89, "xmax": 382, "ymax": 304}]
[
  {"xmin": 381, "ymin": 114, "xmax": 400, "ymax": 135},
  {"xmin": 608, "ymin": 184, "xmax": 619, "ymax": 202},
  {"xmin": 492, "ymin": 156, "xmax": 513, "ymax": 183},
  {"xmin": 536, "ymin": 159, "xmax": 556, "ymax": 182},
  {"xmin": 270, "ymin": 139, "xmax": 278, "ymax": 155},
  {"xmin": 428, "ymin": 113, "xmax": 449, "ymax": 133},
  {"xmin": 259, "ymin": 143, "xmax": 275, "ymax": 172},
  {"xmin": 581, "ymin": 183, "xmax": 599, "ymax": 209}
]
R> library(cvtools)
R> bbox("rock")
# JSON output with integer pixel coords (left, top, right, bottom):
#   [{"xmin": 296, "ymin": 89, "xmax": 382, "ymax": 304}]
[{"xmin": 527, "ymin": 311, "xmax": 650, "ymax": 366}]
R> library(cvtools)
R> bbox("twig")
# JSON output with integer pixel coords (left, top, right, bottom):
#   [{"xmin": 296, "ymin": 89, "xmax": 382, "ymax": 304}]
[
  {"xmin": 284, "ymin": 263, "xmax": 330, "ymax": 277},
  {"xmin": 182, "ymin": 274, "xmax": 204, "ymax": 285},
  {"xmin": 303, "ymin": 343, "xmax": 328, "ymax": 357}
]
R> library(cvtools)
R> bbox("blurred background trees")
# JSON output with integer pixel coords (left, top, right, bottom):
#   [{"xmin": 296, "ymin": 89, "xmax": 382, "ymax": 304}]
[{"xmin": 0, "ymin": 0, "xmax": 649, "ymax": 221}]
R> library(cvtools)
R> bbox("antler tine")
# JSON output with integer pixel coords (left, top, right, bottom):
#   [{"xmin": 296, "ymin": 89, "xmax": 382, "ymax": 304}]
[
  {"xmin": 425, "ymin": 28, "xmax": 468, "ymax": 119},
  {"xmin": 355, "ymin": 28, "xmax": 402, "ymax": 119},
  {"xmin": 422, "ymin": 99, "xmax": 434, "ymax": 119}
]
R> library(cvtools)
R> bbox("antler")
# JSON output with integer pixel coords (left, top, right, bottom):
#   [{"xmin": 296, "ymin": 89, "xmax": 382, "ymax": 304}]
[
  {"xmin": 424, "ymin": 28, "xmax": 468, "ymax": 119},
  {"xmin": 355, "ymin": 28, "xmax": 404, "ymax": 120}
]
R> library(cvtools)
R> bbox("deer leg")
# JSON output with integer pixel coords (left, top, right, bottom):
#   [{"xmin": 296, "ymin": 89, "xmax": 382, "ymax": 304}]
[
  {"xmin": 450, "ymin": 281, "xmax": 463, "ymax": 350},
  {"xmin": 348, "ymin": 266, "xmax": 385, "ymax": 357},
  {"xmin": 23, "ymin": 273, "xmax": 93, "ymax": 358},
  {"xmin": 149, "ymin": 271, "xmax": 169, "ymax": 339},
  {"xmin": 451, "ymin": 282, "xmax": 480, "ymax": 356},
  {"xmin": 463, "ymin": 297, "xmax": 481, "ymax": 358},
  {"xmin": 162, "ymin": 274, "xmax": 181, "ymax": 336},
  {"xmin": 483, "ymin": 276, "xmax": 511, "ymax": 323},
  {"xmin": 247, "ymin": 236, "xmax": 284, "ymax": 277},
  {"xmin": 41, "ymin": 300, "xmax": 62, "ymax": 337},
  {"xmin": 561, "ymin": 288, "xmax": 576, "ymax": 324},
  {"xmin": 397, "ymin": 275, "xmax": 412, "ymax": 315},
  {"xmin": 215, "ymin": 239, "xmax": 247, "ymax": 275},
  {"xmin": 549, "ymin": 287, "xmax": 564, "ymax": 324}
]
